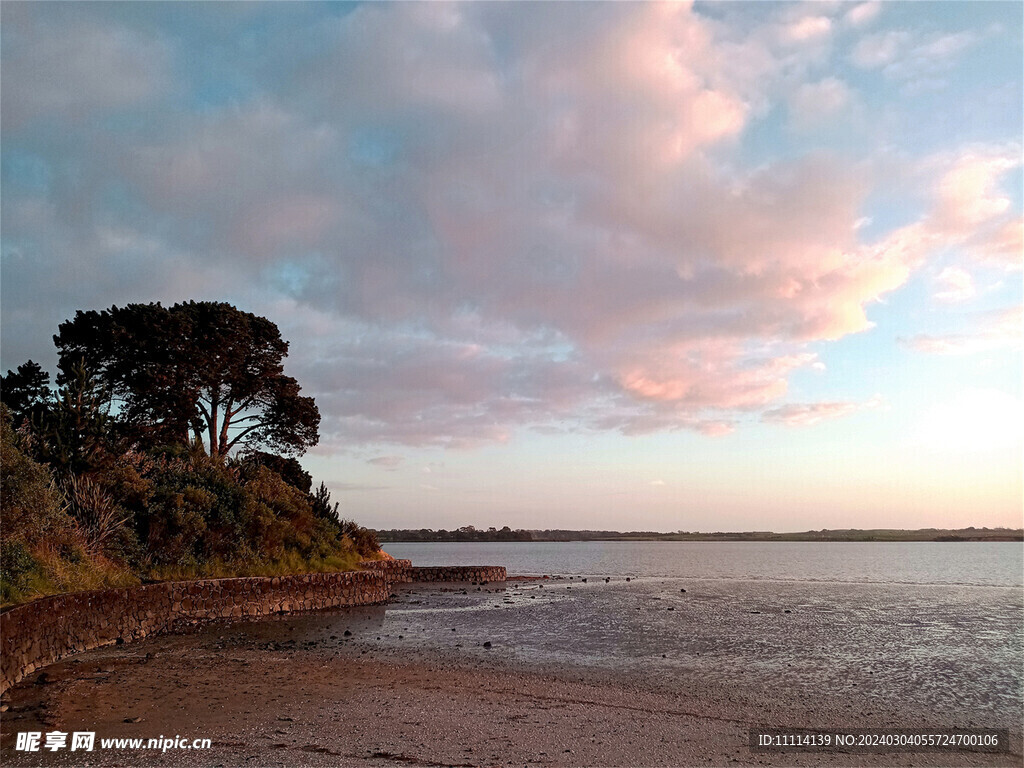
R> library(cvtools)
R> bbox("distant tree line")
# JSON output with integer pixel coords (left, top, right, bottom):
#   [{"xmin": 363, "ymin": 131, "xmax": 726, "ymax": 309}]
[
  {"xmin": 376, "ymin": 525, "xmax": 533, "ymax": 543},
  {"xmin": 1, "ymin": 301, "xmax": 380, "ymax": 606},
  {"xmin": 375, "ymin": 527, "xmax": 1023, "ymax": 543},
  {"xmin": 374, "ymin": 527, "xmax": 695, "ymax": 542}
]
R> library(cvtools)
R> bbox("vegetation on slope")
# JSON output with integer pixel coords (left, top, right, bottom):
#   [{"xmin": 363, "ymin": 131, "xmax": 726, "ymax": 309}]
[{"xmin": 1, "ymin": 302, "xmax": 380, "ymax": 606}]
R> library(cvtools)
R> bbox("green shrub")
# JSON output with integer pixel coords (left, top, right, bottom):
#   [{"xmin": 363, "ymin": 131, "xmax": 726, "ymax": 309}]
[
  {"xmin": 0, "ymin": 541, "xmax": 41, "ymax": 603},
  {"xmin": 1, "ymin": 412, "xmax": 75, "ymax": 546},
  {"xmin": 341, "ymin": 519, "xmax": 381, "ymax": 559}
]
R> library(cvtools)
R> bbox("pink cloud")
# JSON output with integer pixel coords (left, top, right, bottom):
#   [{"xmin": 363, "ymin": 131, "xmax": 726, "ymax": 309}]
[
  {"xmin": 3, "ymin": 3, "xmax": 1017, "ymax": 450},
  {"xmin": 762, "ymin": 401, "xmax": 859, "ymax": 427},
  {"xmin": 926, "ymin": 149, "xmax": 1023, "ymax": 269},
  {"xmin": 902, "ymin": 307, "xmax": 1022, "ymax": 355}
]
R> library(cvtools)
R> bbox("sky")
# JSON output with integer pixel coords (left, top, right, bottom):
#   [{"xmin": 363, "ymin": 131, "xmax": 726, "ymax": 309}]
[{"xmin": 1, "ymin": 1, "xmax": 1021, "ymax": 533}]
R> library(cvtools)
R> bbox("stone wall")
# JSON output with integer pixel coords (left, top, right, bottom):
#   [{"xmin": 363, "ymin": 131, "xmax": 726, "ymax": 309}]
[
  {"xmin": 0, "ymin": 570, "xmax": 388, "ymax": 694},
  {"xmin": 406, "ymin": 566, "xmax": 507, "ymax": 583},
  {"xmin": 358, "ymin": 559, "xmax": 413, "ymax": 571},
  {"xmin": 359, "ymin": 561, "xmax": 507, "ymax": 584},
  {"xmin": 0, "ymin": 564, "xmax": 507, "ymax": 695}
]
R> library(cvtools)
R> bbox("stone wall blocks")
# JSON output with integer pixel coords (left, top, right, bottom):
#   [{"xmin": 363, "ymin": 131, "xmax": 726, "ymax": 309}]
[{"xmin": 1, "ymin": 565, "xmax": 498, "ymax": 694}]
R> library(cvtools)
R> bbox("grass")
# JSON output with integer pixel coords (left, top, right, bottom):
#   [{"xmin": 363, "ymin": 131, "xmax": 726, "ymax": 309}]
[
  {"xmin": 143, "ymin": 549, "xmax": 365, "ymax": 583},
  {"xmin": 1, "ymin": 541, "xmax": 139, "ymax": 607},
  {"xmin": 2, "ymin": 545, "xmax": 374, "ymax": 607}
]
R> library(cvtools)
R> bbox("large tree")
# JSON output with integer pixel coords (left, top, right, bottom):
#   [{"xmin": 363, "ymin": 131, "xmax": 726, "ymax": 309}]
[
  {"xmin": 1, "ymin": 360, "xmax": 52, "ymax": 427},
  {"xmin": 53, "ymin": 301, "xmax": 320, "ymax": 457}
]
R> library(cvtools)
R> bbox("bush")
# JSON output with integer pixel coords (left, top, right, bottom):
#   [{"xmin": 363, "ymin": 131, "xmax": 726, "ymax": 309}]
[
  {"xmin": 62, "ymin": 474, "xmax": 131, "ymax": 556},
  {"xmin": 1, "ymin": 411, "xmax": 75, "ymax": 546},
  {"xmin": 0, "ymin": 541, "xmax": 41, "ymax": 603},
  {"xmin": 341, "ymin": 519, "xmax": 381, "ymax": 559}
]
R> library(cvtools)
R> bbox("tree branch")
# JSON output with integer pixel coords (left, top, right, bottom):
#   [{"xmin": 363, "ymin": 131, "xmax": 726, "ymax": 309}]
[
  {"xmin": 223, "ymin": 422, "xmax": 269, "ymax": 453},
  {"xmin": 228, "ymin": 414, "xmax": 262, "ymax": 424},
  {"xmin": 227, "ymin": 395, "xmax": 256, "ymax": 418},
  {"xmin": 218, "ymin": 397, "xmax": 233, "ymax": 455}
]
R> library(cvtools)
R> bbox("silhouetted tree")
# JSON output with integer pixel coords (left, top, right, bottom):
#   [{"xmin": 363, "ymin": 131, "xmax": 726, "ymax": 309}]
[
  {"xmin": 34, "ymin": 359, "xmax": 113, "ymax": 477},
  {"xmin": 1, "ymin": 360, "xmax": 52, "ymax": 427},
  {"xmin": 310, "ymin": 482, "xmax": 339, "ymax": 522},
  {"xmin": 241, "ymin": 450, "xmax": 313, "ymax": 493},
  {"xmin": 53, "ymin": 301, "xmax": 319, "ymax": 457}
]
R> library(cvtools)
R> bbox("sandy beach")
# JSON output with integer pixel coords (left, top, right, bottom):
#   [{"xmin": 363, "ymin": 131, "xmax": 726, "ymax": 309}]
[{"xmin": 2, "ymin": 580, "xmax": 1020, "ymax": 768}]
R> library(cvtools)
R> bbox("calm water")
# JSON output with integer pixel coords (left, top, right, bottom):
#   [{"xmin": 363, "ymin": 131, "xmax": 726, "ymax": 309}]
[
  {"xmin": 373, "ymin": 541, "xmax": 1023, "ymax": 723},
  {"xmin": 385, "ymin": 540, "xmax": 1023, "ymax": 587}
]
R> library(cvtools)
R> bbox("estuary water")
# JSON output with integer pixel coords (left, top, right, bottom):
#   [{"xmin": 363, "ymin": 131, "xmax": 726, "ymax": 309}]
[
  {"xmin": 384, "ymin": 540, "xmax": 1023, "ymax": 587},
  {"xmin": 378, "ymin": 541, "xmax": 1023, "ymax": 726}
]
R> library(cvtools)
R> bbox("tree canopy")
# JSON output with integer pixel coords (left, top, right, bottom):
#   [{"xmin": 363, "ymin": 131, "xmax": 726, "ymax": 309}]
[
  {"xmin": 53, "ymin": 301, "xmax": 320, "ymax": 457},
  {"xmin": 0, "ymin": 360, "xmax": 52, "ymax": 426}
]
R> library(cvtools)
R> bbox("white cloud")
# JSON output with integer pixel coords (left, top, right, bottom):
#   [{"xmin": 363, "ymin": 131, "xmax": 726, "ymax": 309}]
[
  {"xmin": 0, "ymin": 6, "xmax": 172, "ymax": 131},
  {"xmin": 368, "ymin": 456, "xmax": 404, "ymax": 470},
  {"xmin": 762, "ymin": 396, "xmax": 881, "ymax": 427},
  {"xmin": 844, "ymin": 2, "xmax": 882, "ymax": 28},
  {"xmin": 852, "ymin": 28, "xmax": 978, "ymax": 89},
  {"xmin": 851, "ymin": 30, "xmax": 909, "ymax": 69},
  {"xmin": 789, "ymin": 77, "xmax": 852, "ymax": 130},
  {"xmin": 902, "ymin": 307, "xmax": 1022, "ymax": 355},
  {"xmin": 933, "ymin": 267, "xmax": 975, "ymax": 303},
  {"xmin": 784, "ymin": 16, "xmax": 832, "ymax": 44}
]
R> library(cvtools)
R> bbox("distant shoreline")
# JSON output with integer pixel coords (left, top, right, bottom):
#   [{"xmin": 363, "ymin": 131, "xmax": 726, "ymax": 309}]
[{"xmin": 377, "ymin": 527, "xmax": 1024, "ymax": 544}]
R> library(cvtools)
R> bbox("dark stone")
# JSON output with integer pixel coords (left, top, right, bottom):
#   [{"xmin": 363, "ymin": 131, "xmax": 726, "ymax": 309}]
[
  {"xmin": 343, "ymin": 630, "xmax": 352, "ymax": 636},
  {"xmin": 483, "ymin": 641, "xmax": 492, "ymax": 648},
  {"xmin": 680, "ymin": 588, "xmax": 687, "ymax": 593},
  {"xmin": 115, "ymin": 637, "xmax": 125, "ymax": 645}
]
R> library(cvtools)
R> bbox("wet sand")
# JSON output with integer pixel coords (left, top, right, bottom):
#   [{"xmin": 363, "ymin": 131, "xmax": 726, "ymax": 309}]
[{"xmin": 1, "ymin": 582, "xmax": 1020, "ymax": 767}]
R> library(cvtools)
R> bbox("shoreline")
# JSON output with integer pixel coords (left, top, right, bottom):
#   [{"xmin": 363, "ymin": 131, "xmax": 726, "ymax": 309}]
[{"xmin": 2, "ymin": 581, "xmax": 1020, "ymax": 767}]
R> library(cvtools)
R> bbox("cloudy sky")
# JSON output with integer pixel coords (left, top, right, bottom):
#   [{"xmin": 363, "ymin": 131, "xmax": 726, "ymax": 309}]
[{"xmin": 2, "ymin": 1, "xmax": 1021, "ymax": 532}]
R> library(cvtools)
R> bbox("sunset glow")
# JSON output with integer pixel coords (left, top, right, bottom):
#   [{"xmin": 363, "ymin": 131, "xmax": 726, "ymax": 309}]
[{"xmin": 2, "ymin": 1, "xmax": 1021, "ymax": 531}]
